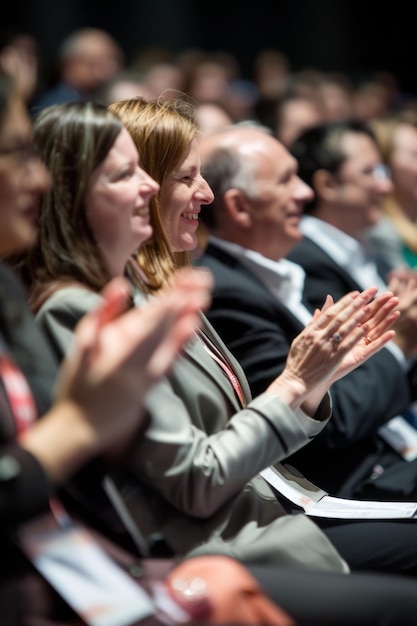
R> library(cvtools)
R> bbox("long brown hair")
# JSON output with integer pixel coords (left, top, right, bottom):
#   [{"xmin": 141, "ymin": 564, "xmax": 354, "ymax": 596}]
[{"xmin": 22, "ymin": 102, "xmax": 130, "ymax": 310}]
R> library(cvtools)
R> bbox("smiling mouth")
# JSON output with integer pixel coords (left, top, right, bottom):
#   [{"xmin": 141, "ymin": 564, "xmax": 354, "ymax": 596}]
[
  {"xmin": 182, "ymin": 212, "xmax": 199, "ymax": 220},
  {"xmin": 133, "ymin": 207, "xmax": 149, "ymax": 217}
]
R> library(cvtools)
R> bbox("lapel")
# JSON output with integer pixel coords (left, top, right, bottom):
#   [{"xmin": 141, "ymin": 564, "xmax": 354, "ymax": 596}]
[
  {"xmin": 133, "ymin": 285, "xmax": 250, "ymax": 409},
  {"xmin": 204, "ymin": 242, "xmax": 305, "ymax": 341},
  {"xmin": 291, "ymin": 236, "xmax": 362, "ymax": 292},
  {"xmin": 183, "ymin": 312, "xmax": 251, "ymax": 409}
]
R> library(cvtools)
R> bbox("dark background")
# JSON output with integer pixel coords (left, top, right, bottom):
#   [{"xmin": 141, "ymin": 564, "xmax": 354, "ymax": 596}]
[{"xmin": 3, "ymin": 0, "xmax": 417, "ymax": 96}]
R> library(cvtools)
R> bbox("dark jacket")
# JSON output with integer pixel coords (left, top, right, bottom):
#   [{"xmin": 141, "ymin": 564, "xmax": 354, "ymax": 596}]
[{"xmin": 197, "ymin": 241, "xmax": 417, "ymax": 500}]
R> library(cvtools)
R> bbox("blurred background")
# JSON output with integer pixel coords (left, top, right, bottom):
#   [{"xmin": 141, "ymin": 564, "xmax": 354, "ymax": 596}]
[
  {"xmin": 2, "ymin": 0, "xmax": 417, "ymax": 131},
  {"xmin": 2, "ymin": 0, "xmax": 416, "ymax": 90}
]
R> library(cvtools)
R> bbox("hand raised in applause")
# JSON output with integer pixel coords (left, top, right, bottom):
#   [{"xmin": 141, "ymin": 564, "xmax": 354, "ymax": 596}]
[{"xmin": 267, "ymin": 287, "xmax": 399, "ymax": 412}]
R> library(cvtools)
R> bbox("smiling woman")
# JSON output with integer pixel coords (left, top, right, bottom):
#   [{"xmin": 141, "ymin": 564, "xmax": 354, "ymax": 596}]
[{"xmin": 22, "ymin": 102, "xmax": 159, "ymax": 310}]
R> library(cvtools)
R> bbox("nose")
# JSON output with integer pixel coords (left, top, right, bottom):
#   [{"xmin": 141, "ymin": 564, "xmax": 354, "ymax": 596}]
[
  {"xmin": 139, "ymin": 168, "xmax": 160, "ymax": 199},
  {"xmin": 376, "ymin": 176, "xmax": 393, "ymax": 195},
  {"xmin": 196, "ymin": 176, "xmax": 215, "ymax": 205},
  {"xmin": 372, "ymin": 163, "xmax": 393, "ymax": 194},
  {"xmin": 294, "ymin": 176, "xmax": 315, "ymax": 203},
  {"xmin": 25, "ymin": 156, "xmax": 51, "ymax": 195}
]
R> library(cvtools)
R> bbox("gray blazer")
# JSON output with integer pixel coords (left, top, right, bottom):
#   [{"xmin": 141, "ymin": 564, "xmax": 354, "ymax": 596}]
[{"xmin": 36, "ymin": 286, "xmax": 347, "ymax": 573}]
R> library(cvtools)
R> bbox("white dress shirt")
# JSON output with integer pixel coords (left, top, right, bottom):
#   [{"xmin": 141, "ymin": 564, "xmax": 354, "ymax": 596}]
[
  {"xmin": 209, "ymin": 236, "xmax": 313, "ymax": 326},
  {"xmin": 300, "ymin": 215, "xmax": 388, "ymax": 293},
  {"xmin": 299, "ymin": 215, "xmax": 406, "ymax": 369}
]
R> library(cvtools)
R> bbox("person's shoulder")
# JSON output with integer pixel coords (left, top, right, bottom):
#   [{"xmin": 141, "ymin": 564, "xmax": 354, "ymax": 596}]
[{"xmin": 36, "ymin": 285, "xmax": 101, "ymax": 318}]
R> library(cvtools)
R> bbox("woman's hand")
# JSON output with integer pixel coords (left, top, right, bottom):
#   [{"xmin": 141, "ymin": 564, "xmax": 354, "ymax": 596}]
[{"xmin": 267, "ymin": 287, "xmax": 399, "ymax": 412}]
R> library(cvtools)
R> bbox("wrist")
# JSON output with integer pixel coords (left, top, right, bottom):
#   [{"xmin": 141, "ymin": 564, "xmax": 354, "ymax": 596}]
[
  {"xmin": 19, "ymin": 400, "xmax": 98, "ymax": 485},
  {"xmin": 266, "ymin": 371, "xmax": 308, "ymax": 410}
]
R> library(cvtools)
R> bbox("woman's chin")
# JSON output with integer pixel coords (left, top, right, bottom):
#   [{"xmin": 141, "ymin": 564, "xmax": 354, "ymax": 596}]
[{"xmin": 174, "ymin": 233, "xmax": 198, "ymax": 253}]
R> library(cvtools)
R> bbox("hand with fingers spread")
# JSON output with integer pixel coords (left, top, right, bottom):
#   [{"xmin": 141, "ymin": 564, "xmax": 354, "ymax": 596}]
[
  {"xmin": 20, "ymin": 267, "xmax": 212, "ymax": 484},
  {"xmin": 266, "ymin": 287, "xmax": 399, "ymax": 413}
]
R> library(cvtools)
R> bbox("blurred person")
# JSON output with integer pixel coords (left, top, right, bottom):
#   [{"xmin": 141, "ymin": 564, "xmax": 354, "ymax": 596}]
[
  {"xmin": 0, "ymin": 29, "xmax": 39, "ymax": 104},
  {"xmin": 285, "ymin": 119, "xmax": 417, "ymax": 494},
  {"xmin": 93, "ymin": 69, "xmax": 152, "ymax": 106},
  {"xmin": 252, "ymin": 49, "xmax": 290, "ymax": 102},
  {"xmin": 195, "ymin": 101, "xmax": 234, "ymax": 137},
  {"xmin": 288, "ymin": 119, "xmax": 395, "ymax": 307},
  {"xmin": 365, "ymin": 112, "xmax": 417, "ymax": 270},
  {"xmin": 197, "ymin": 122, "xmax": 417, "ymax": 503},
  {"xmin": 275, "ymin": 93, "xmax": 323, "ymax": 147},
  {"xmin": 353, "ymin": 71, "xmax": 402, "ymax": 121},
  {"xmin": 316, "ymin": 72, "xmax": 354, "ymax": 122},
  {"xmin": 0, "ymin": 69, "xmax": 222, "ymax": 624},
  {"xmin": 16, "ymin": 97, "xmax": 417, "ymax": 626},
  {"xmin": 31, "ymin": 27, "xmax": 123, "ymax": 113},
  {"xmin": 143, "ymin": 61, "xmax": 185, "ymax": 99}
]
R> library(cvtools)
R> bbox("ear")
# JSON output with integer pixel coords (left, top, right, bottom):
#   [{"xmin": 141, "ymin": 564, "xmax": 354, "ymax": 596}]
[
  {"xmin": 224, "ymin": 188, "xmax": 252, "ymax": 228},
  {"xmin": 313, "ymin": 168, "xmax": 339, "ymax": 202}
]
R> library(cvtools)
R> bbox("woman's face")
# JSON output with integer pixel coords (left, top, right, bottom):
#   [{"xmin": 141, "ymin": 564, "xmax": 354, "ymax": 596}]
[
  {"xmin": 159, "ymin": 138, "xmax": 214, "ymax": 252},
  {"xmin": 0, "ymin": 97, "xmax": 50, "ymax": 256},
  {"xmin": 86, "ymin": 126, "xmax": 159, "ymax": 275}
]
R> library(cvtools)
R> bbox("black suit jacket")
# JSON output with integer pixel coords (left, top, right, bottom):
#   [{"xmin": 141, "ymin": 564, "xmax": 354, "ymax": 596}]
[
  {"xmin": 287, "ymin": 235, "xmax": 392, "ymax": 313},
  {"xmin": 197, "ymin": 241, "xmax": 417, "ymax": 499},
  {"xmin": 0, "ymin": 263, "xmax": 58, "ymax": 531}
]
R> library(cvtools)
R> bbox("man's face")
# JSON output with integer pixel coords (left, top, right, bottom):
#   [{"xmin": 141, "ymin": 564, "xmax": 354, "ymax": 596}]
[
  {"xmin": 330, "ymin": 131, "xmax": 392, "ymax": 236},
  {"xmin": 240, "ymin": 131, "xmax": 314, "ymax": 259}
]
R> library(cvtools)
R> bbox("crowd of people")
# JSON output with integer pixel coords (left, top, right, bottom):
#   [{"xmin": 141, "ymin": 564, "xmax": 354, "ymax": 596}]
[{"xmin": 2, "ymin": 23, "xmax": 417, "ymax": 626}]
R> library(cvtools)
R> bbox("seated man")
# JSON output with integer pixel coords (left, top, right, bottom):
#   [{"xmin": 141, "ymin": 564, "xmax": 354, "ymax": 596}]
[{"xmin": 197, "ymin": 123, "xmax": 417, "ymax": 501}]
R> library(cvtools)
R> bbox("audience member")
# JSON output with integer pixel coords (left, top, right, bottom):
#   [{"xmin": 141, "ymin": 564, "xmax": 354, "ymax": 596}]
[
  {"xmin": 288, "ymin": 119, "xmax": 395, "ymax": 305},
  {"xmin": 365, "ymin": 112, "xmax": 417, "ymax": 269},
  {"xmin": 275, "ymin": 93, "xmax": 323, "ymax": 147},
  {"xmin": 194, "ymin": 101, "xmax": 234, "ymax": 136},
  {"xmin": 0, "ymin": 70, "xmax": 223, "ymax": 624},
  {"xmin": 93, "ymin": 69, "xmax": 152, "ymax": 105},
  {"xmin": 31, "ymin": 27, "xmax": 123, "ymax": 113},
  {"xmin": 14, "ymin": 96, "xmax": 417, "ymax": 624},
  {"xmin": 197, "ymin": 122, "xmax": 417, "ymax": 502},
  {"xmin": 0, "ymin": 29, "xmax": 39, "ymax": 104},
  {"xmin": 315, "ymin": 72, "xmax": 354, "ymax": 122}
]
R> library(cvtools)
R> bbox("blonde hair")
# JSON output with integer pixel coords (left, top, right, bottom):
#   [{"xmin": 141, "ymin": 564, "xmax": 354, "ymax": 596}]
[{"xmin": 370, "ymin": 114, "xmax": 417, "ymax": 256}]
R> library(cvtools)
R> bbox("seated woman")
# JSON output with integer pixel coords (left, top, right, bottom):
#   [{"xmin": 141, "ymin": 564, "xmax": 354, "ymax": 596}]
[
  {"xmin": 366, "ymin": 112, "xmax": 417, "ymax": 271},
  {"xmin": 0, "ymin": 71, "xmax": 222, "ymax": 624},
  {"xmin": 17, "ymin": 98, "xmax": 417, "ymax": 625}
]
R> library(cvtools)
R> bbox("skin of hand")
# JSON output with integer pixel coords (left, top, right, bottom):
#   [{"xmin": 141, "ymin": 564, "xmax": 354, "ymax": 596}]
[
  {"xmin": 386, "ymin": 272, "xmax": 417, "ymax": 358},
  {"xmin": 0, "ymin": 44, "xmax": 38, "ymax": 101},
  {"xmin": 267, "ymin": 286, "xmax": 399, "ymax": 414},
  {"xmin": 20, "ymin": 267, "xmax": 213, "ymax": 484}
]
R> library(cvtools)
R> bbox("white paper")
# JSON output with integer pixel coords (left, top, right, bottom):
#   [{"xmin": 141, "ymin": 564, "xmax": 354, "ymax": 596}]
[
  {"xmin": 260, "ymin": 465, "xmax": 417, "ymax": 519},
  {"xmin": 307, "ymin": 495, "xmax": 417, "ymax": 519}
]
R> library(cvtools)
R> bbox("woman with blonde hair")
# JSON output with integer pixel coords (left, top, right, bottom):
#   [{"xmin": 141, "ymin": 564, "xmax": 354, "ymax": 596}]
[{"xmin": 366, "ymin": 111, "xmax": 417, "ymax": 270}]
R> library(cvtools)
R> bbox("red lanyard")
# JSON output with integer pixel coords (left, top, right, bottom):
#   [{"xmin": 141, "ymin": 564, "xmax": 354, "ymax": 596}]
[
  {"xmin": 0, "ymin": 353, "xmax": 38, "ymax": 436},
  {"xmin": 196, "ymin": 331, "xmax": 246, "ymax": 408}
]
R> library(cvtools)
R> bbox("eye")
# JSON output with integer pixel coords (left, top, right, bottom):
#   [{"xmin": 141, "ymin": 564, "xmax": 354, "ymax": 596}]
[{"xmin": 117, "ymin": 168, "xmax": 135, "ymax": 180}]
